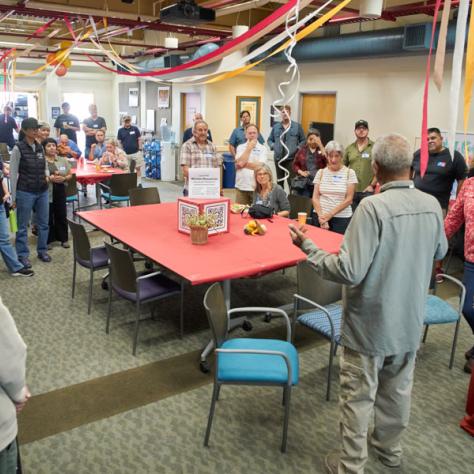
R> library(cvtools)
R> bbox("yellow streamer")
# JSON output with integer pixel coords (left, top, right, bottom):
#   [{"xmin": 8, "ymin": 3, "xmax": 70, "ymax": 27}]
[
  {"xmin": 204, "ymin": 0, "xmax": 353, "ymax": 85},
  {"xmin": 463, "ymin": 0, "xmax": 474, "ymax": 159}
]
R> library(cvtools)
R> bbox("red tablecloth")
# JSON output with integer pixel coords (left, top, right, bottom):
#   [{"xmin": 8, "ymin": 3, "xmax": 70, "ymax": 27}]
[
  {"xmin": 77, "ymin": 202, "xmax": 343, "ymax": 285},
  {"xmin": 73, "ymin": 161, "xmax": 124, "ymax": 186}
]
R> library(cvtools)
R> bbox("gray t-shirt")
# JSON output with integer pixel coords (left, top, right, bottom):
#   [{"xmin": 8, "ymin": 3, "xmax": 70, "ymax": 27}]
[{"xmin": 254, "ymin": 184, "xmax": 290, "ymax": 214}]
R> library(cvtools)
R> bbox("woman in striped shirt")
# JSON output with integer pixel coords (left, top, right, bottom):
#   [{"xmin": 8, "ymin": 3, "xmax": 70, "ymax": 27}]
[{"xmin": 312, "ymin": 141, "xmax": 357, "ymax": 234}]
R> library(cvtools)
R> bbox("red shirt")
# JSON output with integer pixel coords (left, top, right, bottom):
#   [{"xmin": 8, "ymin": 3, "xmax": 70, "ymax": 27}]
[{"xmin": 445, "ymin": 177, "xmax": 474, "ymax": 263}]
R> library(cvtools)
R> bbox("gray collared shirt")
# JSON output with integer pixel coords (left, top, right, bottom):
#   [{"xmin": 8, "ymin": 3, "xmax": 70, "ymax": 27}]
[{"xmin": 301, "ymin": 180, "xmax": 448, "ymax": 356}]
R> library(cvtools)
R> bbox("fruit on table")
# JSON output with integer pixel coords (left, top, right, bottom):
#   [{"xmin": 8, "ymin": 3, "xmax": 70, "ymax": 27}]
[{"xmin": 243, "ymin": 220, "xmax": 267, "ymax": 236}]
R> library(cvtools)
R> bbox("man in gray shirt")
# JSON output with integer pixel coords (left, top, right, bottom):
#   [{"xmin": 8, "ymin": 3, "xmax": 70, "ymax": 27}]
[{"xmin": 289, "ymin": 134, "xmax": 447, "ymax": 474}]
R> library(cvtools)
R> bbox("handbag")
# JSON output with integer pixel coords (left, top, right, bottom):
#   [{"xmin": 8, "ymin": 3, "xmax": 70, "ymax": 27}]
[
  {"xmin": 291, "ymin": 176, "xmax": 309, "ymax": 190},
  {"xmin": 248, "ymin": 203, "xmax": 274, "ymax": 219}
]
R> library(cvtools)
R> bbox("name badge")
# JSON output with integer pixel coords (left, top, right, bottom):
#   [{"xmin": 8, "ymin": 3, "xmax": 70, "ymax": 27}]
[
  {"xmin": 204, "ymin": 153, "xmax": 214, "ymax": 159},
  {"xmin": 437, "ymin": 161, "xmax": 446, "ymax": 168},
  {"xmin": 361, "ymin": 152, "xmax": 370, "ymax": 159},
  {"xmin": 93, "ymin": 124, "xmax": 98, "ymax": 128},
  {"xmin": 68, "ymin": 121, "xmax": 74, "ymax": 125},
  {"xmin": 333, "ymin": 175, "xmax": 342, "ymax": 183},
  {"xmin": 59, "ymin": 166, "xmax": 66, "ymax": 172},
  {"xmin": 129, "ymin": 131, "xmax": 135, "ymax": 135},
  {"xmin": 37, "ymin": 153, "xmax": 44, "ymax": 159}
]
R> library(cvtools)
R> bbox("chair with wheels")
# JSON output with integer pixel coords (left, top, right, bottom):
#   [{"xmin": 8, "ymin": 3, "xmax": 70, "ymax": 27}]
[
  {"xmin": 66, "ymin": 174, "xmax": 80, "ymax": 213},
  {"xmin": 203, "ymin": 282, "xmax": 299, "ymax": 453},
  {"xmin": 68, "ymin": 219, "xmax": 109, "ymax": 315},
  {"xmin": 129, "ymin": 187, "xmax": 161, "ymax": 206},
  {"xmin": 99, "ymin": 172, "xmax": 137, "ymax": 208},
  {"xmin": 293, "ymin": 260, "xmax": 342, "ymax": 401},
  {"xmin": 104, "ymin": 241, "xmax": 183, "ymax": 355},
  {"xmin": 423, "ymin": 274, "xmax": 466, "ymax": 369},
  {"xmin": 288, "ymin": 194, "xmax": 313, "ymax": 221}
]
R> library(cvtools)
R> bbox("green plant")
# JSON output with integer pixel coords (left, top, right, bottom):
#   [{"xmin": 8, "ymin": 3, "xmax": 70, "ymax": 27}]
[{"xmin": 185, "ymin": 212, "xmax": 216, "ymax": 229}]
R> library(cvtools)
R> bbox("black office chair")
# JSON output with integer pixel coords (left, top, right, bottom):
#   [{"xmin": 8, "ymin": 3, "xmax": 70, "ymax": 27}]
[
  {"xmin": 288, "ymin": 194, "xmax": 313, "ymax": 221},
  {"xmin": 129, "ymin": 187, "xmax": 161, "ymax": 206},
  {"xmin": 66, "ymin": 174, "xmax": 80, "ymax": 213}
]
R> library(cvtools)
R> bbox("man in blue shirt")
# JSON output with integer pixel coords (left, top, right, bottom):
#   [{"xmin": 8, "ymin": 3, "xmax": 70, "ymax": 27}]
[
  {"xmin": 53, "ymin": 102, "xmax": 80, "ymax": 143},
  {"xmin": 117, "ymin": 115, "xmax": 143, "ymax": 182},
  {"xmin": 0, "ymin": 105, "xmax": 19, "ymax": 150},
  {"xmin": 268, "ymin": 105, "xmax": 305, "ymax": 191},
  {"xmin": 228, "ymin": 110, "xmax": 264, "ymax": 156}
]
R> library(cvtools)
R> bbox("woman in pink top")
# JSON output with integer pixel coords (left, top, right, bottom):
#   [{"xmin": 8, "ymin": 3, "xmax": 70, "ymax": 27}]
[{"xmin": 445, "ymin": 177, "xmax": 474, "ymax": 373}]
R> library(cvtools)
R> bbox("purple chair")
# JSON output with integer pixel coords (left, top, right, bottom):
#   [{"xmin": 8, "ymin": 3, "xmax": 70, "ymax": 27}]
[
  {"xmin": 104, "ymin": 241, "xmax": 184, "ymax": 355},
  {"xmin": 68, "ymin": 219, "xmax": 109, "ymax": 315}
]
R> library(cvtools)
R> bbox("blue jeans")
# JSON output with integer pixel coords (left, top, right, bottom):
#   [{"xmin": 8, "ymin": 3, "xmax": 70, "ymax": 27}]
[
  {"xmin": 462, "ymin": 261, "xmax": 474, "ymax": 334},
  {"xmin": 0, "ymin": 439, "xmax": 17, "ymax": 474},
  {"xmin": 0, "ymin": 206, "xmax": 23, "ymax": 272},
  {"xmin": 15, "ymin": 189, "xmax": 49, "ymax": 258}
]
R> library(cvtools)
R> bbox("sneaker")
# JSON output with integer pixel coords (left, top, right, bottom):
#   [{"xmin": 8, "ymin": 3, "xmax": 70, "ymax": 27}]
[
  {"xmin": 324, "ymin": 452, "xmax": 339, "ymax": 474},
  {"xmin": 11, "ymin": 268, "xmax": 35, "ymax": 277},
  {"xmin": 31, "ymin": 225, "xmax": 38, "ymax": 236},
  {"xmin": 435, "ymin": 268, "xmax": 444, "ymax": 284},
  {"xmin": 38, "ymin": 253, "xmax": 52, "ymax": 263},
  {"xmin": 61, "ymin": 242, "xmax": 70, "ymax": 249},
  {"xmin": 18, "ymin": 257, "xmax": 32, "ymax": 269},
  {"xmin": 378, "ymin": 455, "xmax": 402, "ymax": 469}
]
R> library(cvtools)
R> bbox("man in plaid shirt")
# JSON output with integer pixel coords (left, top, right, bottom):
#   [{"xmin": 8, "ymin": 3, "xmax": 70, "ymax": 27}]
[{"xmin": 180, "ymin": 120, "xmax": 222, "ymax": 195}]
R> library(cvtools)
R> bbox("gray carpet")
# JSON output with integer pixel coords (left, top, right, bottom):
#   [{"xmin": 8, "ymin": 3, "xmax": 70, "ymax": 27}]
[{"xmin": 1, "ymin": 180, "xmax": 472, "ymax": 474}]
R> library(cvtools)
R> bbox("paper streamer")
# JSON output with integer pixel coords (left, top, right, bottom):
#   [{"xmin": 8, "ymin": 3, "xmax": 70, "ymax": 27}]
[
  {"xmin": 463, "ymin": 0, "xmax": 474, "ymax": 154},
  {"xmin": 420, "ymin": 0, "xmax": 442, "ymax": 178},
  {"xmin": 433, "ymin": 0, "xmax": 451, "ymax": 91},
  {"xmin": 448, "ymin": 0, "xmax": 470, "ymax": 158}
]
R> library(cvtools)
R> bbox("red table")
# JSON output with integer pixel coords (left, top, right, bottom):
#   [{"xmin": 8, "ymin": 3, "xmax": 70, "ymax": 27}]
[{"xmin": 77, "ymin": 202, "xmax": 343, "ymax": 285}]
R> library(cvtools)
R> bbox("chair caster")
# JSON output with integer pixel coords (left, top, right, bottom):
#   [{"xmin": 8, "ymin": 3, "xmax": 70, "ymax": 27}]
[
  {"xmin": 200, "ymin": 360, "xmax": 210, "ymax": 373},
  {"xmin": 263, "ymin": 312, "xmax": 272, "ymax": 323},
  {"xmin": 242, "ymin": 320, "xmax": 253, "ymax": 331},
  {"xmin": 145, "ymin": 261, "xmax": 153, "ymax": 270},
  {"xmin": 101, "ymin": 281, "xmax": 109, "ymax": 291}
]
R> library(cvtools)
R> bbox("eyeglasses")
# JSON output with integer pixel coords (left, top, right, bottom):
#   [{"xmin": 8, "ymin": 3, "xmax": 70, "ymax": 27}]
[{"xmin": 256, "ymin": 172, "xmax": 268, "ymax": 176}]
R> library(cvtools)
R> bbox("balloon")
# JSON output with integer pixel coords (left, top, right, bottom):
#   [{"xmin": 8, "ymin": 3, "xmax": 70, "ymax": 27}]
[
  {"xmin": 61, "ymin": 58, "xmax": 72, "ymax": 69},
  {"xmin": 46, "ymin": 52, "xmax": 59, "ymax": 66},
  {"xmin": 55, "ymin": 64, "xmax": 67, "ymax": 77}
]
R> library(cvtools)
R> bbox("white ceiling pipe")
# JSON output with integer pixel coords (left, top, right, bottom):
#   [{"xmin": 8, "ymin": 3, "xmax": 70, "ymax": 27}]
[
  {"xmin": 359, "ymin": 0, "xmax": 384, "ymax": 18},
  {"xmin": 216, "ymin": 0, "xmax": 272, "ymax": 17}
]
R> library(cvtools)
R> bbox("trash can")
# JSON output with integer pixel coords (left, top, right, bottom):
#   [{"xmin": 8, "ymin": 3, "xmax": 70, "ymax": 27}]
[{"xmin": 222, "ymin": 153, "xmax": 235, "ymax": 189}]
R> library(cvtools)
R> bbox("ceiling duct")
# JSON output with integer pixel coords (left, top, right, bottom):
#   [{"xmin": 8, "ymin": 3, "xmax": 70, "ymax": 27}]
[{"xmin": 160, "ymin": 0, "xmax": 216, "ymax": 25}]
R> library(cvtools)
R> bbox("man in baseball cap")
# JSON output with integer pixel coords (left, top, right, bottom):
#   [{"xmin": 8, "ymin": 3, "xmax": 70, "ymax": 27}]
[{"xmin": 343, "ymin": 119, "xmax": 376, "ymax": 210}]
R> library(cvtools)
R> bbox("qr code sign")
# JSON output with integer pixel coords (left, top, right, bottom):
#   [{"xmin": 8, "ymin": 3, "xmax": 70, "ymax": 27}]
[
  {"xmin": 205, "ymin": 202, "xmax": 228, "ymax": 235},
  {"xmin": 178, "ymin": 202, "xmax": 198, "ymax": 234}
]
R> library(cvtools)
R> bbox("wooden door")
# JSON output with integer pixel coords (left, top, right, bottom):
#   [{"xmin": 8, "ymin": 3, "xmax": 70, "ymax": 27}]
[
  {"xmin": 180, "ymin": 92, "xmax": 201, "ymax": 140},
  {"xmin": 300, "ymin": 93, "xmax": 336, "ymax": 137}
]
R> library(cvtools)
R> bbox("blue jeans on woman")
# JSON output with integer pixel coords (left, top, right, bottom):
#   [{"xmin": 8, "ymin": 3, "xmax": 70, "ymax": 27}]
[
  {"xmin": 462, "ymin": 261, "xmax": 474, "ymax": 334},
  {"xmin": 15, "ymin": 189, "xmax": 49, "ymax": 259},
  {"xmin": 0, "ymin": 206, "xmax": 23, "ymax": 273}
]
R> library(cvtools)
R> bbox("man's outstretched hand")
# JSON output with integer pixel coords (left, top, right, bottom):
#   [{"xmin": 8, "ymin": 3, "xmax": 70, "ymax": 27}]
[{"xmin": 288, "ymin": 224, "xmax": 308, "ymax": 248}]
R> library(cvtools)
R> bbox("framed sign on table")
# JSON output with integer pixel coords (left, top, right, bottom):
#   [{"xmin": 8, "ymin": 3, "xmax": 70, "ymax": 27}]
[{"xmin": 236, "ymin": 96, "xmax": 261, "ymax": 129}]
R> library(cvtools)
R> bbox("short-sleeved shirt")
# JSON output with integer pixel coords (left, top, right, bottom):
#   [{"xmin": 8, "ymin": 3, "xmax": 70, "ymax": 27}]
[
  {"xmin": 314, "ymin": 166, "xmax": 358, "ymax": 218},
  {"xmin": 412, "ymin": 148, "xmax": 467, "ymax": 209},
  {"xmin": 117, "ymin": 126, "xmax": 141, "ymax": 155},
  {"xmin": 92, "ymin": 143, "xmax": 106, "ymax": 160},
  {"xmin": 47, "ymin": 155, "xmax": 71, "ymax": 202},
  {"xmin": 0, "ymin": 114, "xmax": 18, "ymax": 148},
  {"xmin": 343, "ymin": 139, "xmax": 374, "ymax": 192},
  {"xmin": 83, "ymin": 116, "xmax": 107, "ymax": 148},
  {"xmin": 254, "ymin": 184, "xmax": 290, "ymax": 214},
  {"xmin": 54, "ymin": 114, "xmax": 80, "ymax": 143},
  {"xmin": 235, "ymin": 142, "xmax": 267, "ymax": 191},
  {"xmin": 229, "ymin": 127, "xmax": 264, "ymax": 149}
]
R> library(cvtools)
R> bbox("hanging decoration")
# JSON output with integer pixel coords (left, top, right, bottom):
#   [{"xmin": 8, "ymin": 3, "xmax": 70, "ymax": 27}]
[
  {"xmin": 463, "ymin": 0, "xmax": 474, "ymax": 158},
  {"xmin": 448, "ymin": 0, "xmax": 470, "ymax": 158},
  {"xmin": 419, "ymin": 0, "xmax": 442, "ymax": 178},
  {"xmin": 433, "ymin": 0, "xmax": 451, "ymax": 91}
]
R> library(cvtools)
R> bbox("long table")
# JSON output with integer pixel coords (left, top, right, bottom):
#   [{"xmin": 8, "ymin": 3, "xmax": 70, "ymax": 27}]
[{"xmin": 77, "ymin": 202, "xmax": 343, "ymax": 368}]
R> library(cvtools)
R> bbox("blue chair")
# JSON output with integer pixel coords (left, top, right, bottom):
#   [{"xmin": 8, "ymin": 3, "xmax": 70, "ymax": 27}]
[
  {"xmin": 293, "ymin": 261, "xmax": 342, "ymax": 401},
  {"xmin": 423, "ymin": 274, "xmax": 466, "ymax": 369},
  {"xmin": 99, "ymin": 173, "xmax": 137, "ymax": 208},
  {"xmin": 104, "ymin": 241, "xmax": 183, "ymax": 355},
  {"xmin": 68, "ymin": 219, "xmax": 109, "ymax": 315},
  {"xmin": 203, "ymin": 283, "xmax": 299, "ymax": 453},
  {"xmin": 66, "ymin": 174, "xmax": 80, "ymax": 213}
]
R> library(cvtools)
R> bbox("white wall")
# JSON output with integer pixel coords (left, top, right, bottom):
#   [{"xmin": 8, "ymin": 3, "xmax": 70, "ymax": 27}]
[{"xmin": 263, "ymin": 54, "xmax": 474, "ymax": 150}]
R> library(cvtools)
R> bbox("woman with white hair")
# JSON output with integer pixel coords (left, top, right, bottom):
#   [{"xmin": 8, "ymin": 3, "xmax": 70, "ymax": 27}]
[
  {"xmin": 99, "ymin": 139, "xmax": 128, "ymax": 171},
  {"xmin": 312, "ymin": 140, "xmax": 357, "ymax": 234}
]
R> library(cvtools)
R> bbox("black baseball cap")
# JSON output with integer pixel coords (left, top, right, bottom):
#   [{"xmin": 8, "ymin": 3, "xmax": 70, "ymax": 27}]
[
  {"xmin": 21, "ymin": 117, "xmax": 40, "ymax": 130},
  {"xmin": 355, "ymin": 119, "xmax": 369, "ymax": 129}
]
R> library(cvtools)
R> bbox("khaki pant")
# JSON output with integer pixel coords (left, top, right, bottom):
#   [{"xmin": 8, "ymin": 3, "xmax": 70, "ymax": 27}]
[
  {"xmin": 338, "ymin": 347, "xmax": 416, "ymax": 474},
  {"xmin": 234, "ymin": 189, "xmax": 253, "ymax": 206}
]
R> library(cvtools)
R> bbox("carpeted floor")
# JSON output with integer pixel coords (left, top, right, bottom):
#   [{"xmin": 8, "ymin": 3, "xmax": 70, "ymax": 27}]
[{"xmin": 1, "ymin": 180, "xmax": 472, "ymax": 474}]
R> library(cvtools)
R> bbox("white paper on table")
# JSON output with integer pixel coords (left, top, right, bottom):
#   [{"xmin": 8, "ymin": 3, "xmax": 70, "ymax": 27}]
[{"xmin": 188, "ymin": 168, "xmax": 220, "ymax": 199}]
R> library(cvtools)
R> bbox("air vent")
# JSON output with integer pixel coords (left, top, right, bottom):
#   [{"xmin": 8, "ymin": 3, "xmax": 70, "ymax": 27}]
[{"xmin": 403, "ymin": 23, "xmax": 432, "ymax": 50}]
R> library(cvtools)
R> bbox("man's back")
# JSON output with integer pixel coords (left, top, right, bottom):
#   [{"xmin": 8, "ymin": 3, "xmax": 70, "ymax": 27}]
[{"xmin": 341, "ymin": 183, "xmax": 447, "ymax": 355}]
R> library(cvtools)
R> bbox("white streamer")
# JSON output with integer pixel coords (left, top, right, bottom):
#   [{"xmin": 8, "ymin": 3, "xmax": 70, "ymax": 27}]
[
  {"xmin": 448, "ymin": 0, "xmax": 469, "ymax": 157},
  {"xmin": 272, "ymin": 0, "xmax": 301, "ymax": 185}
]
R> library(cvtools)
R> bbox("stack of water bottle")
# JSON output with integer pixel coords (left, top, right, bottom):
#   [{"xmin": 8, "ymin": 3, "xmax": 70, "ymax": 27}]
[{"xmin": 144, "ymin": 137, "xmax": 161, "ymax": 180}]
